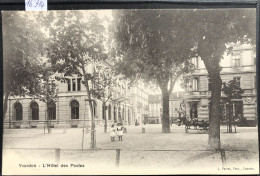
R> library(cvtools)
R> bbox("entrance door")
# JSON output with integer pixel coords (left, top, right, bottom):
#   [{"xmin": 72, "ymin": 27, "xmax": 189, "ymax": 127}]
[{"xmin": 190, "ymin": 102, "xmax": 198, "ymax": 119}]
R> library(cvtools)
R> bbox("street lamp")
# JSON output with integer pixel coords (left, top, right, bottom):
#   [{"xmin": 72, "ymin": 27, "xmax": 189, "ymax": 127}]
[{"xmin": 84, "ymin": 99, "xmax": 97, "ymax": 149}]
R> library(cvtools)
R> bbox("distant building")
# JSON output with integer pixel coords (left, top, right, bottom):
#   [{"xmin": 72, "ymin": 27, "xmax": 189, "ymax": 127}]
[
  {"xmin": 129, "ymin": 86, "xmax": 149, "ymax": 125},
  {"xmin": 148, "ymin": 92, "xmax": 184, "ymax": 124},
  {"xmin": 184, "ymin": 44, "xmax": 257, "ymax": 126},
  {"xmin": 169, "ymin": 92, "xmax": 185, "ymax": 122},
  {"xmin": 148, "ymin": 94, "xmax": 161, "ymax": 124}
]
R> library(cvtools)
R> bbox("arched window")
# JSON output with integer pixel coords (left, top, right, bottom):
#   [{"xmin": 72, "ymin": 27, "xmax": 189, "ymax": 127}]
[
  {"xmin": 108, "ymin": 105, "xmax": 111, "ymax": 120},
  {"xmin": 47, "ymin": 101, "xmax": 56, "ymax": 120},
  {"xmin": 70, "ymin": 100, "xmax": 79, "ymax": 119},
  {"xmin": 192, "ymin": 78, "xmax": 199, "ymax": 91},
  {"xmin": 14, "ymin": 102, "xmax": 23, "ymax": 121},
  {"xmin": 30, "ymin": 102, "xmax": 39, "ymax": 120}
]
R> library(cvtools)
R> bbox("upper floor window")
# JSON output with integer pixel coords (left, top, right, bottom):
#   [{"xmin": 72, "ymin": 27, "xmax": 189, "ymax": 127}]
[
  {"xmin": 232, "ymin": 57, "xmax": 240, "ymax": 67},
  {"xmin": 77, "ymin": 78, "xmax": 81, "ymax": 91},
  {"xmin": 67, "ymin": 79, "xmax": 71, "ymax": 91},
  {"xmin": 192, "ymin": 57, "xmax": 199, "ymax": 69},
  {"xmin": 231, "ymin": 50, "xmax": 241, "ymax": 67},
  {"xmin": 67, "ymin": 78, "xmax": 81, "ymax": 92},
  {"xmin": 192, "ymin": 78, "xmax": 199, "ymax": 91},
  {"xmin": 72, "ymin": 79, "xmax": 76, "ymax": 91}
]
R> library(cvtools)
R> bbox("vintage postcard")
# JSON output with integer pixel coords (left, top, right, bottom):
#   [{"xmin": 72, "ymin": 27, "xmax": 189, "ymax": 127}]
[{"xmin": 2, "ymin": 8, "xmax": 258, "ymax": 175}]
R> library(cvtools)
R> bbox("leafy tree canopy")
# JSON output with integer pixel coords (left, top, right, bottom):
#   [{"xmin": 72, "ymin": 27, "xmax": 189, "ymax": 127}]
[
  {"xmin": 90, "ymin": 63, "xmax": 117, "ymax": 103},
  {"xmin": 112, "ymin": 10, "xmax": 196, "ymax": 95},
  {"xmin": 46, "ymin": 11, "xmax": 108, "ymax": 77},
  {"xmin": 222, "ymin": 79, "xmax": 244, "ymax": 101},
  {"xmin": 2, "ymin": 11, "xmax": 46, "ymax": 96}
]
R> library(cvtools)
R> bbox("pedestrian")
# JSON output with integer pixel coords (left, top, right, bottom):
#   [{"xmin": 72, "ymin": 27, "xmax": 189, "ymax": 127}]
[
  {"xmin": 135, "ymin": 119, "xmax": 138, "ymax": 126},
  {"xmin": 110, "ymin": 123, "xmax": 116, "ymax": 142},
  {"xmin": 177, "ymin": 117, "xmax": 181, "ymax": 126},
  {"xmin": 116, "ymin": 123, "xmax": 124, "ymax": 141}
]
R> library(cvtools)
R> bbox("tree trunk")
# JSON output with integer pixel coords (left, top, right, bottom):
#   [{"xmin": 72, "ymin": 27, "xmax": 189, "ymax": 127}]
[
  {"xmin": 103, "ymin": 102, "xmax": 107, "ymax": 133},
  {"xmin": 200, "ymin": 53, "xmax": 222, "ymax": 150},
  {"xmin": 3, "ymin": 91, "xmax": 10, "ymax": 119},
  {"xmin": 208, "ymin": 74, "xmax": 222, "ymax": 150},
  {"xmin": 161, "ymin": 92, "xmax": 171, "ymax": 133}
]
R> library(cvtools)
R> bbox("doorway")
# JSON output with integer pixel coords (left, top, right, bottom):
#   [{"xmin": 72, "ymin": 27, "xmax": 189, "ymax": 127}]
[{"xmin": 189, "ymin": 102, "xmax": 198, "ymax": 119}]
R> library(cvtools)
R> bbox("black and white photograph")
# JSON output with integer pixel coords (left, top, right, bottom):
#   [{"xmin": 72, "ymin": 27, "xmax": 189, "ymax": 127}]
[{"xmin": 1, "ymin": 7, "xmax": 258, "ymax": 175}]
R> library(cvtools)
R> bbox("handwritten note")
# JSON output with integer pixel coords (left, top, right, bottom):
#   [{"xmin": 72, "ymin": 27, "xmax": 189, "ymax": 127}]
[{"xmin": 25, "ymin": 0, "xmax": 47, "ymax": 11}]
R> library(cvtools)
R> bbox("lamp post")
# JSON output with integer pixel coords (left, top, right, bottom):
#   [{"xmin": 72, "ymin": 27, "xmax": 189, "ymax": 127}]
[{"xmin": 85, "ymin": 99, "xmax": 96, "ymax": 149}]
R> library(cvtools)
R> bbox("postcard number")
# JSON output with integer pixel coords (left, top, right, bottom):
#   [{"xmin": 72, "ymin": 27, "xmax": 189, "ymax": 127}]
[{"xmin": 25, "ymin": 0, "xmax": 47, "ymax": 11}]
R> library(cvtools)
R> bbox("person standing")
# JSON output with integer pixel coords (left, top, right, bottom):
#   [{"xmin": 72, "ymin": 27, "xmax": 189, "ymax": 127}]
[
  {"xmin": 110, "ymin": 123, "xmax": 116, "ymax": 141},
  {"xmin": 117, "ymin": 123, "xmax": 124, "ymax": 141}
]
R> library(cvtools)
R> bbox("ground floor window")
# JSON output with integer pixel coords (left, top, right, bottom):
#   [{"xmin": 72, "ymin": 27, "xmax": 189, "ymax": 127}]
[
  {"xmin": 14, "ymin": 102, "xmax": 23, "ymax": 121},
  {"xmin": 47, "ymin": 101, "xmax": 56, "ymax": 120},
  {"xmin": 30, "ymin": 102, "xmax": 39, "ymax": 120},
  {"xmin": 70, "ymin": 100, "xmax": 79, "ymax": 119}
]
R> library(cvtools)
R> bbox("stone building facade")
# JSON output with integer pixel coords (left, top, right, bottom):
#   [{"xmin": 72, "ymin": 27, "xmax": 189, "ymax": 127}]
[
  {"xmin": 4, "ymin": 61, "xmax": 149, "ymax": 129},
  {"xmin": 184, "ymin": 44, "xmax": 257, "ymax": 126},
  {"xmin": 129, "ymin": 86, "xmax": 149, "ymax": 125}
]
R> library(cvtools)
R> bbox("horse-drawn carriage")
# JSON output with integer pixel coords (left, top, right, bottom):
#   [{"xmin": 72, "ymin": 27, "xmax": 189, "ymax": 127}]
[{"xmin": 184, "ymin": 118, "xmax": 209, "ymax": 133}]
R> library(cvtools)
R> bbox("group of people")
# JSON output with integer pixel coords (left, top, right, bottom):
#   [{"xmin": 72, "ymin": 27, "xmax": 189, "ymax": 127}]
[{"xmin": 109, "ymin": 123, "xmax": 124, "ymax": 141}]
